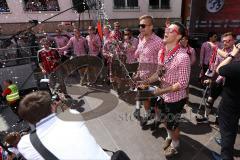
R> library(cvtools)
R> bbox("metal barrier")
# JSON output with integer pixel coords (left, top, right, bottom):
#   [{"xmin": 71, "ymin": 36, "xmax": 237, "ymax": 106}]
[{"xmin": 0, "ymin": 46, "xmax": 39, "ymax": 67}]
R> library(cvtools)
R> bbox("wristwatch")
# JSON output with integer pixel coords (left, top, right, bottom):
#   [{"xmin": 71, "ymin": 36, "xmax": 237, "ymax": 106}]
[{"xmin": 227, "ymin": 54, "xmax": 235, "ymax": 59}]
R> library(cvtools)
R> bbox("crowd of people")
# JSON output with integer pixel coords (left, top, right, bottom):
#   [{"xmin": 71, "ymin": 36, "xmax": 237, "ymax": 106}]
[{"xmin": 0, "ymin": 14, "xmax": 239, "ymax": 160}]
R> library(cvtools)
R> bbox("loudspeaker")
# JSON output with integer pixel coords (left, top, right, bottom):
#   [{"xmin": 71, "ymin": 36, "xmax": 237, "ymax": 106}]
[{"xmin": 72, "ymin": 0, "xmax": 89, "ymax": 13}]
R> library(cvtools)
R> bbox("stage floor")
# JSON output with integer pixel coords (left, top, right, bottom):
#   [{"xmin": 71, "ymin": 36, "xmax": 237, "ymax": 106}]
[{"xmin": 0, "ymin": 82, "xmax": 239, "ymax": 160}]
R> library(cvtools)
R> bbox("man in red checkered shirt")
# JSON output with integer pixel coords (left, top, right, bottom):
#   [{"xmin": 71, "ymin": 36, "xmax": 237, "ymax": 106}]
[
  {"xmin": 140, "ymin": 22, "xmax": 191, "ymax": 158},
  {"xmin": 133, "ymin": 15, "xmax": 164, "ymax": 120}
]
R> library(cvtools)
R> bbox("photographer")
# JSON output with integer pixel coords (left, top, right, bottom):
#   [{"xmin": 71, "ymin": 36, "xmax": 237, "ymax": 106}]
[
  {"xmin": 17, "ymin": 91, "xmax": 110, "ymax": 160},
  {"xmin": 212, "ymin": 44, "xmax": 240, "ymax": 160}
]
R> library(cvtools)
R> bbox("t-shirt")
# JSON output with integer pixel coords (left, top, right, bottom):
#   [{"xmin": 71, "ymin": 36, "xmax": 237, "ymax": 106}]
[
  {"xmin": 37, "ymin": 48, "xmax": 60, "ymax": 73},
  {"xmin": 219, "ymin": 61, "xmax": 240, "ymax": 108}
]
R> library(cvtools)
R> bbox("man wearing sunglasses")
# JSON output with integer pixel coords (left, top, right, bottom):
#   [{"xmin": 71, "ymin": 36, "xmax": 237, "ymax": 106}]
[
  {"xmin": 140, "ymin": 22, "xmax": 190, "ymax": 157},
  {"xmin": 123, "ymin": 28, "xmax": 139, "ymax": 64},
  {"xmin": 197, "ymin": 32, "xmax": 237, "ymax": 124},
  {"xmin": 133, "ymin": 15, "xmax": 163, "ymax": 121}
]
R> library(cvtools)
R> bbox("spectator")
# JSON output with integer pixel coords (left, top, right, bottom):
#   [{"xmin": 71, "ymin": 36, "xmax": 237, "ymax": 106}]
[
  {"xmin": 58, "ymin": 28, "xmax": 89, "ymax": 85},
  {"xmin": 86, "ymin": 26, "xmax": 102, "ymax": 84},
  {"xmin": 111, "ymin": 22, "xmax": 122, "ymax": 41},
  {"xmin": 196, "ymin": 32, "xmax": 238, "ymax": 124},
  {"xmin": 123, "ymin": 28, "xmax": 138, "ymax": 64},
  {"xmin": 86, "ymin": 26, "xmax": 101, "ymax": 57},
  {"xmin": 58, "ymin": 28, "xmax": 88, "ymax": 57},
  {"xmin": 17, "ymin": 91, "xmax": 110, "ymax": 160},
  {"xmin": 199, "ymin": 32, "xmax": 218, "ymax": 84},
  {"xmin": 212, "ymin": 44, "xmax": 240, "ymax": 160},
  {"xmin": 180, "ymin": 35, "xmax": 196, "ymax": 66},
  {"xmin": 47, "ymin": 28, "xmax": 70, "ymax": 58},
  {"xmin": 37, "ymin": 38, "xmax": 60, "ymax": 75}
]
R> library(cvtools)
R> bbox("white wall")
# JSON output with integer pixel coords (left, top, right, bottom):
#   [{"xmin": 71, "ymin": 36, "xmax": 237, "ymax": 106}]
[
  {"xmin": 104, "ymin": 0, "xmax": 182, "ymax": 19},
  {"xmin": 0, "ymin": 0, "xmax": 182, "ymax": 23}
]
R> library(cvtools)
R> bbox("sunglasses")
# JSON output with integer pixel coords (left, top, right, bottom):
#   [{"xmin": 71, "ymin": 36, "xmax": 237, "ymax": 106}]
[
  {"xmin": 222, "ymin": 39, "xmax": 233, "ymax": 43},
  {"xmin": 138, "ymin": 24, "xmax": 151, "ymax": 29},
  {"xmin": 165, "ymin": 27, "xmax": 179, "ymax": 34}
]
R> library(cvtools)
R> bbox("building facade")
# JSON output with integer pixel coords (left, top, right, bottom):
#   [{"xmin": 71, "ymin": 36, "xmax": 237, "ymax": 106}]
[{"xmin": 0, "ymin": 0, "xmax": 182, "ymax": 35}]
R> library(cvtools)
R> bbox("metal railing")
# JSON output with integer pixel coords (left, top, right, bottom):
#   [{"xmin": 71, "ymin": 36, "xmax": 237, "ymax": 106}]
[{"xmin": 0, "ymin": 45, "xmax": 39, "ymax": 67}]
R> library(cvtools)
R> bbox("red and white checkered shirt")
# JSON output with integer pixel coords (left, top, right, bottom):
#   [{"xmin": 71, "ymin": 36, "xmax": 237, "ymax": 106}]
[
  {"xmin": 158, "ymin": 47, "xmax": 191, "ymax": 103},
  {"xmin": 86, "ymin": 34, "xmax": 102, "ymax": 56},
  {"xmin": 123, "ymin": 37, "xmax": 139, "ymax": 64},
  {"xmin": 135, "ymin": 33, "xmax": 163, "ymax": 80}
]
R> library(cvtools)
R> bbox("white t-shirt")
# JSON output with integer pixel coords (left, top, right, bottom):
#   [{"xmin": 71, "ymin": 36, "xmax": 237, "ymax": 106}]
[{"xmin": 18, "ymin": 114, "xmax": 110, "ymax": 160}]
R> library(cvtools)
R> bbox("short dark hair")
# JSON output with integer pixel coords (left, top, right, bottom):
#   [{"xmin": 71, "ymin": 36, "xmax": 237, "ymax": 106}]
[
  {"xmin": 207, "ymin": 32, "xmax": 217, "ymax": 40},
  {"xmin": 173, "ymin": 21, "xmax": 186, "ymax": 38},
  {"xmin": 4, "ymin": 132, "xmax": 20, "ymax": 146},
  {"xmin": 5, "ymin": 79, "xmax": 12, "ymax": 84},
  {"xmin": 40, "ymin": 38, "xmax": 50, "ymax": 45},
  {"xmin": 18, "ymin": 91, "xmax": 52, "ymax": 124},
  {"xmin": 124, "ymin": 28, "xmax": 132, "ymax": 33}
]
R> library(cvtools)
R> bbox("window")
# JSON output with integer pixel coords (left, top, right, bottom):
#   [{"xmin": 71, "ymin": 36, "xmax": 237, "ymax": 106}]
[
  {"xmin": 0, "ymin": 0, "xmax": 10, "ymax": 12},
  {"xmin": 114, "ymin": 0, "xmax": 138, "ymax": 9},
  {"xmin": 161, "ymin": 0, "xmax": 170, "ymax": 9},
  {"xmin": 149, "ymin": 0, "xmax": 159, "ymax": 9},
  {"xmin": 149, "ymin": 0, "xmax": 170, "ymax": 9},
  {"xmin": 23, "ymin": 0, "xmax": 60, "ymax": 12},
  {"xmin": 127, "ymin": 0, "xmax": 138, "ymax": 8}
]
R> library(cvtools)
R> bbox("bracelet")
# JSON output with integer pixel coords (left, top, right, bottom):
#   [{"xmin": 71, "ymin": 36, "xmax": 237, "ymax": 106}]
[{"xmin": 227, "ymin": 54, "xmax": 235, "ymax": 59}]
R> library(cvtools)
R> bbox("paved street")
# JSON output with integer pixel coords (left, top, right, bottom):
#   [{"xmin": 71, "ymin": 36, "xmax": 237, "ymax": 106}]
[{"xmin": 0, "ymin": 64, "xmax": 239, "ymax": 160}]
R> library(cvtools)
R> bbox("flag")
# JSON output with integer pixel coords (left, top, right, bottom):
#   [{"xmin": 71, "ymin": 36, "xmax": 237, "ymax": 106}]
[{"xmin": 97, "ymin": 19, "xmax": 103, "ymax": 40}]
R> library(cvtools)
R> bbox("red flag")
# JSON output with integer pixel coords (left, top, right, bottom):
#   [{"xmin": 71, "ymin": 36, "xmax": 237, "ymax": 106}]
[{"xmin": 97, "ymin": 20, "xmax": 103, "ymax": 40}]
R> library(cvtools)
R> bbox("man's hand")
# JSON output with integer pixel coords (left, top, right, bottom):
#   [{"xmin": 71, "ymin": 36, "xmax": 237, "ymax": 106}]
[
  {"xmin": 232, "ymin": 44, "xmax": 240, "ymax": 57},
  {"xmin": 153, "ymin": 87, "xmax": 162, "ymax": 96},
  {"xmin": 137, "ymin": 81, "xmax": 149, "ymax": 89},
  {"xmin": 204, "ymin": 79, "xmax": 212, "ymax": 84}
]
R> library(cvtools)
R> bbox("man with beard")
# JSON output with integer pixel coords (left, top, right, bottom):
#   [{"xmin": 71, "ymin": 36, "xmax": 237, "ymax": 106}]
[
  {"xmin": 196, "ymin": 32, "xmax": 238, "ymax": 123},
  {"xmin": 212, "ymin": 43, "xmax": 240, "ymax": 160}
]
